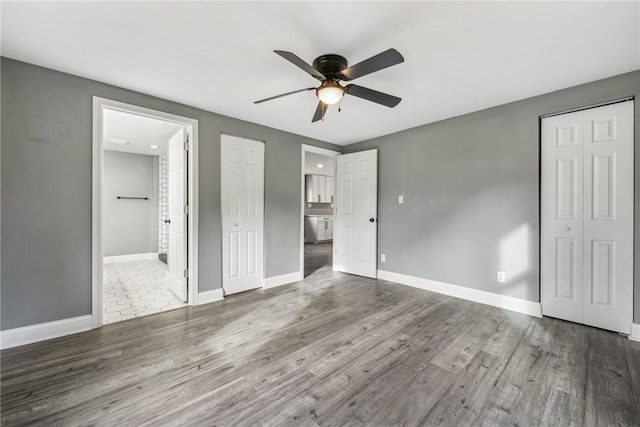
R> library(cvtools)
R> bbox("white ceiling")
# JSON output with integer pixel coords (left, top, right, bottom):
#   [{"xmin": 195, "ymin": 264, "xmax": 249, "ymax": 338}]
[
  {"xmin": 2, "ymin": 2, "xmax": 638, "ymax": 146},
  {"xmin": 103, "ymin": 109, "xmax": 183, "ymax": 157},
  {"xmin": 305, "ymin": 152, "xmax": 335, "ymax": 176}
]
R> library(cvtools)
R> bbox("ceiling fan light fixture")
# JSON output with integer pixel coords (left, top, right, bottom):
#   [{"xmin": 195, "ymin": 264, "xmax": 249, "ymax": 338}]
[
  {"xmin": 255, "ymin": 48, "xmax": 404, "ymax": 122},
  {"xmin": 316, "ymin": 81, "xmax": 344, "ymax": 105}
]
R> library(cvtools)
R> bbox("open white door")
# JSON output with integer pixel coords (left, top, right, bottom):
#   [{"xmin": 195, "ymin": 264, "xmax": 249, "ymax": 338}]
[
  {"xmin": 221, "ymin": 134, "xmax": 265, "ymax": 295},
  {"xmin": 167, "ymin": 128, "xmax": 187, "ymax": 301},
  {"xmin": 334, "ymin": 149, "xmax": 378, "ymax": 278}
]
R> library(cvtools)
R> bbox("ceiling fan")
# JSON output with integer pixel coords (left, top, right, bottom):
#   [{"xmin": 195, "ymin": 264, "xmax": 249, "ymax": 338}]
[{"xmin": 254, "ymin": 48, "xmax": 405, "ymax": 122}]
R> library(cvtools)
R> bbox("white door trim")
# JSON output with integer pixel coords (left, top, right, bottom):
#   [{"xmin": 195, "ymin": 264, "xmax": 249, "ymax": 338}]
[
  {"xmin": 92, "ymin": 97, "xmax": 199, "ymax": 328},
  {"xmin": 300, "ymin": 144, "xmax": 340, "ymax": 277}
]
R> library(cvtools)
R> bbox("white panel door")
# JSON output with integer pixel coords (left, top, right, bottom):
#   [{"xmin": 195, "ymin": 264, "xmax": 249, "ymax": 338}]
[
  {"xmin": 221, "ymin": 134, "xmax": 264, "ymax": 295},
  {"xmin": 541, "ymin": 111, "xmax": 584, "ymax": 323},
  {"xmin": 541, "ymin": 101, "xmax": 633, "ymax": 334},
  {"xmin": 167, "ymin": 128, "xmax": 187, "ymax": 301},
  {"xmin": 334, "ymin": 149, "xmax": 377, "ymax": 278},
  {"xmin": 581, "ymin": 102, "xmax": 634, "ymax": 333}
]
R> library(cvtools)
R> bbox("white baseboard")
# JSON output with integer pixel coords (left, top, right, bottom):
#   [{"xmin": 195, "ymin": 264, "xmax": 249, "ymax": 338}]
[
  {"xmin": 103, "ymin": 252, "xmax": 158, "ymax": 264},
  {"xmin": 377, "ymin": 270, "xmax": 542, "ymax": 318},
  {"xmin": 630, "ymin": 323, "xmax": 640, "ymax": 342},
  {"xmin": 196, "ymin": 288, "xmax": 224, "ymax": 305},
  {"xmin": 0, "ymin": 315, "xmax": 93, "ymax": 350},
  {"xmin": 264, "ymin": 271, "xmax": 302, "ymax": 289}
]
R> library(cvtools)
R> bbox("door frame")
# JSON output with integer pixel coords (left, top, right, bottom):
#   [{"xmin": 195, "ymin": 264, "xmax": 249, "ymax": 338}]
[
  {"xmin": 92, "ymin": 97, "xmax": 199, "ymax": 328},
  {"xmin": 538, "ymin": 96, "xmax": 635, "ymax": 332},
  {"xmin": 300, "ymin": 144, "xmax": 340, "ymax": 276}
]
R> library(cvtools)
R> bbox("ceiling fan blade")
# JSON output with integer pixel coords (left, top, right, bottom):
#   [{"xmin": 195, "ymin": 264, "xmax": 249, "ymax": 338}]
[
  {"xmin": 344, "ymin": 84, "xmax": 401, "ymax": 108},
  {"xmin": 312, "ymin": 101, "xmax": 327, "ymax": 122},
  {"xmin": 254, "ymin": 87, "xmax": 316, "ymax": 104},
  {"xmin": 274, "ymin": 50, "xmax": 326, "ymax": 81},
  {"xmin": 340, "ymin": 48, "xmax": 404, "ymax": 81}
]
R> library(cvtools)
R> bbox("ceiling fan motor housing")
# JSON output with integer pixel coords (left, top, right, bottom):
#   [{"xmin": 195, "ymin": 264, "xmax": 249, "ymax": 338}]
[{"xmin": 312, "ymin": 54, "xmax": 348, "ymax": 80}]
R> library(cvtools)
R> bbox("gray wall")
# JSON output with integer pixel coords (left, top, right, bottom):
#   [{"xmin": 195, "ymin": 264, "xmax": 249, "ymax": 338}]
[
  {"xmin": 344, "ymin": 70, "xmax": 640, "ymax": 322},
  {"xmin": 103, "ymin": 151, "xmax": 159, "ymax": 257},
  {"xmin": 1, "ymin": 57, "xmax": 339, "ymax": 330},
  {"xmin": 2, "ymin": 55, "xmax": 638, "ymax": 331}
]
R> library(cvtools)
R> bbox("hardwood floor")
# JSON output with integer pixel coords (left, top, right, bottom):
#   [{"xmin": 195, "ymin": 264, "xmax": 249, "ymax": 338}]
[
  {"xmin": 304, "ymin": 242, "xmax": 332, "ymax": 278},
  {"xmin": 2, "ymin": 265, "xmax": 639, "ymax": 426}
]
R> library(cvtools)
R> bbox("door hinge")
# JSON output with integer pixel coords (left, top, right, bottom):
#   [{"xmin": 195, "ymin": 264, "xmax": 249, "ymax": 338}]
[
  {"xmin": 184, "ymin": 141, "xmax": 189, "ymax": 151},
  {"xmin": 184, "ymin": 205, "xmax": 189, "ymax": 214},
  {"xmin": 184, "ymin": 268, "xmax": 189, "ymax": 278}
]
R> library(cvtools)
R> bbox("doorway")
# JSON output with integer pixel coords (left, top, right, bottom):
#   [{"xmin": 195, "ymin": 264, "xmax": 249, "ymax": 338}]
[
  {"xmin": 540, "ymin": 99, "xmax": 634, "ymax": 334},
  {"xmin": 300, "ymin": 145, "xmax": 340, "ymax": 278},
  {"xmin": 92, "ymin": 98, "xmax": 199, "ymax": 327}
]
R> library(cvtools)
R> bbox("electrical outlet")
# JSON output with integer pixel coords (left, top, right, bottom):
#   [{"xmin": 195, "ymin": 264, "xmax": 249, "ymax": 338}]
[
  {"xmin": 398, "ymin": 195, "xmax": 404, "ymax": 204},
  {"xmin": 381, "ymin": 254, "xmax": 386, "ymax": 262},
  {"xmin": 497, "ymin": 271, "xmax": 506, "ymax": 283}
]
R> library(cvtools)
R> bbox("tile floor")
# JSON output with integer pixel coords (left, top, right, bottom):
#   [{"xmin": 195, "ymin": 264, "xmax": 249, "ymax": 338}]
[{"xmin": 103, "ymin": 259, "xmax": 186, "ymax": 324}]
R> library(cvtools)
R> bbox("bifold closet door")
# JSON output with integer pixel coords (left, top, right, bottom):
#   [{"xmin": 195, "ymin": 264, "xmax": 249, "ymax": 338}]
[
  {"xmin": 221, "ymin": 134, "xmax": 265, "ymax": 295},
  {"xmin": 541, "ymin": 101, "xmax": 633, "ymax": 334}
]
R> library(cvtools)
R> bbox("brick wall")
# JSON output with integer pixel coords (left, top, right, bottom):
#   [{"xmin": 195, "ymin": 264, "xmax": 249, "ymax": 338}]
[{"xmin": 158, "ymin": 156, "xmax": 168, "ymax": 254}]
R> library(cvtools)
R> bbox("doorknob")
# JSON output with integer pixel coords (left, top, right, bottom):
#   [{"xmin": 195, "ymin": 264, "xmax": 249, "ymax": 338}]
[
  {"xmin": 562, "ymin": 226, "xmax": 570, "ymax": 231},
  {"xmin": 369, "ymin": 218, "xmax": 375, "ymax": 223},
  {"xmin": 234, "ymin": 222, "xmax": 239, "ymax": 227},
  {"xmin": 164, "ymin": 219, "xmax": 171, "ymax": 224}
]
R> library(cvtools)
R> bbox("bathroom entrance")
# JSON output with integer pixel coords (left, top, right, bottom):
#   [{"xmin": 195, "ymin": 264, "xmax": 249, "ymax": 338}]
[{"xmin": 93, "ymin": 98, "xmax": 198, "ymax": 326}]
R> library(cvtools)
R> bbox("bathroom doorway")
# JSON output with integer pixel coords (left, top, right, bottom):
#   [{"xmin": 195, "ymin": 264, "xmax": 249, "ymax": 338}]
[{"xmin": 92, "ymin": 98, "xmax": 198, "ymax": 326}]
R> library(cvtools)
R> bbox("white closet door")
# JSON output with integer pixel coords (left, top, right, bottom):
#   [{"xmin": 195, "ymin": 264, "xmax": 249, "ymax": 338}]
[
  {"xmin": 581, "ymin": 102, "xmax": 634, "ymax": 333},
  {"xmin": 541, "ymin": 111, "xmax": 584, "ymax": 323},
  {"xmin": 541, "ymin": 101, "xmax": 633, "ymax": 334},
  {"xmin": 221, "ymin": 134, "xmax": 264, "ymax": 295},
  {"xmin": 334, "ymin": 149, "xmax": 378, "ymax": 278}
]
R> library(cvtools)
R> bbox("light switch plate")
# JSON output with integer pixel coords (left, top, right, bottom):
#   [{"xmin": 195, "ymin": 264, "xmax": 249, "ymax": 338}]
[{"xmin": 398, "ymin": 195, "xmax": 404, "ymax": 204}]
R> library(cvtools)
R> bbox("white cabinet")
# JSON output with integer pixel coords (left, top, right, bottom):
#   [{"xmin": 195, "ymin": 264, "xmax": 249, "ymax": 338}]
[
  {"xmin": 319, "ymin": 218, "xmax": 333, "ymax": 241},
  {"xmin": 325, "ymin": 177, "xmax": 334, "ymax": 203},
  {"xmin": 305, "ymin": 175, "xmax": 334, "ymax": 203},
  {"xmin": 304, "ymin": 216, "xmax": 333, "ymax": 243}
]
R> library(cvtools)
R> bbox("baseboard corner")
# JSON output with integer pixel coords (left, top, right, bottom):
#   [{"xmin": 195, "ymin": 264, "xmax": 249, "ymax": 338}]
[
  {"xmin": 196, "ymin": 288, "xmax": 224, "ymax": 305},
  {"xmin": 264, "ymin": 271, "xmax": 302, "ymax": 289}
]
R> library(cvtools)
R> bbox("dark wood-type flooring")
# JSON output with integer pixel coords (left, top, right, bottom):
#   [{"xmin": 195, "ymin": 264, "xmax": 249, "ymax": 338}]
[{"xmin": 2, "ymin": 263, "xmax": 640, "ymax": 426}]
